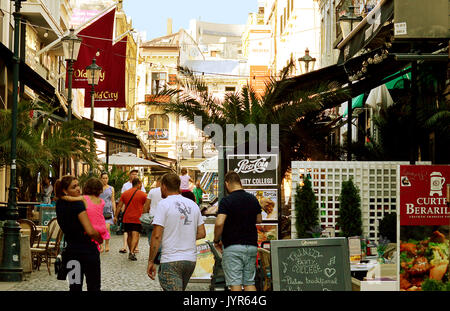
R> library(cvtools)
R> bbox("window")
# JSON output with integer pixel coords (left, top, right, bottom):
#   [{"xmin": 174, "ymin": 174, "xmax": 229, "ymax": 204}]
[
  {"xmin": 225, "ymin": 86, "xmax": 236, "ymax": 93},
  {"xmin": 149, "ymin": 114, "xmax": 169, "ymax": 129},
  {"xmin": 152, "ymin": 72, "xmax": 167, "ymax": 94}
]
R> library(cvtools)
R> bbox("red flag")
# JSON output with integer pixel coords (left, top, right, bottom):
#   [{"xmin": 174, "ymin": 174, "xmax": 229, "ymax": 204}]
[
  {"xmin": 84, "ymin": 36, "xmax": 127, "ymax": 108},
  {"xmin": 70, "ymin": 9, "xmax": 115, "ymax": 88}
]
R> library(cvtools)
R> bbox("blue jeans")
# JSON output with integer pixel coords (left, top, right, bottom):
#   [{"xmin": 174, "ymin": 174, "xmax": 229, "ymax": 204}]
[{"xmin": 222, "ymin": 244, "xmax": 258, "ymax": 286}]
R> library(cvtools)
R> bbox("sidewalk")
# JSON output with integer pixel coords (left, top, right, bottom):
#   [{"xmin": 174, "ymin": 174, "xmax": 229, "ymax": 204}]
[{"xmin": 0, "ymin": 234, "xmax": 210, "ymax": 291}]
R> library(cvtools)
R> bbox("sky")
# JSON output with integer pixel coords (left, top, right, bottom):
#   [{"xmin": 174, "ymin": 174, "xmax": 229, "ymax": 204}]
[{"xmin": 122, "ymin": 0, "xmax": 258, "ymax": 41}]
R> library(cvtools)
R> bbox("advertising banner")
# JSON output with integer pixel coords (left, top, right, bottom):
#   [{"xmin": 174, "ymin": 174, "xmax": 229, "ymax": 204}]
[
  {"xmin": 249, "ymin": 65, "xmax": 271, "ymax": 98},
  {"xmin": 192, "ymin": 224, "xmax": 215, "ymax": 280},
  {"xmin": 83, "ymin": 37, "xmax": 127, "ymax": 108},
  {"xmin": 226, "ymin": 154, "xmax": 278, "ymax": 187},
  {"xmin": 399, "ymin": 165, "xmax": 450, "ymax": 291},
  {"xmin": 148, "ymin": 128, "xmax": 169, "ymax": 140},
  {"xmin": 67, "ymin": 9, "xmax": 127, "ymax": 108},
  {"xmin": 399, "ymin": 165, "xmax": 449, "ymax": 226},
  {"xmin": 70, "ymin": 9, "xmax": 115, "ymax": 88}
]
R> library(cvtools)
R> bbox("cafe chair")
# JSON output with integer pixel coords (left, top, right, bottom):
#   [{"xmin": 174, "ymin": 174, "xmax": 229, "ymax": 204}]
[
  {"xmin": 18, "ymin": 219, "xmax": 41, "ymax": 248},
  {"xmin": 205, "ymin": 240, "xmax": 228, "ymax": 291},
  {"xmin": 30, "ymin": 217, "xmax": 64, "ymax": 275}
]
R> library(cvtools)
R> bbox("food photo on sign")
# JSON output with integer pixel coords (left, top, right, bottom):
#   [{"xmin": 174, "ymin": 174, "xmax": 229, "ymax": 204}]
[
  {"xmin": 245, "ymin": 189, "xmax": 278, "ymax": 220},
  {"xmin": 399, "ymin": 165, "xmax": 450, "ymax": 291},
  {"xmin": 256, "ymin": 224, "xmax": 278, "ymax": 247}
]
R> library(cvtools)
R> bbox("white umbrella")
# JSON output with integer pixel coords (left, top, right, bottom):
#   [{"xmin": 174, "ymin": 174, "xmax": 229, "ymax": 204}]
[
  {"xmin": 99, "ymin": 152, "xmax": 168, "ymax": 168},
  {"xmin": 366, "ymin": 84, "xmax": 394, "ymax": 112}
]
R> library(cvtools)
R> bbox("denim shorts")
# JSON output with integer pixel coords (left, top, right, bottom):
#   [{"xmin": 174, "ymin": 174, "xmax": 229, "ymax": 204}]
[{"xmin": 222, "ymin": 244, "xmax": 258, "ymax": 286}]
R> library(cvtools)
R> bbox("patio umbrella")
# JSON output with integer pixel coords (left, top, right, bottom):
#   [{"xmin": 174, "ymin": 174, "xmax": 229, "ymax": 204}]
[{"xmin": 99, "ymin": 152, "xmax": 171, "ymax": 169}]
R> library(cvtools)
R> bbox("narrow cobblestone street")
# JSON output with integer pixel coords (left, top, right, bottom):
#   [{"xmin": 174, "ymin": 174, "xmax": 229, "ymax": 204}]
[{"xmin": 0, "ymin": 234, "xmax": 210, "ymax": 291}]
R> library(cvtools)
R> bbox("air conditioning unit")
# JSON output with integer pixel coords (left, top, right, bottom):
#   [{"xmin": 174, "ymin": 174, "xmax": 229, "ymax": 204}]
[{"xmin": 394, "ymin": 0, "xmax": 449, "ymax": 39}]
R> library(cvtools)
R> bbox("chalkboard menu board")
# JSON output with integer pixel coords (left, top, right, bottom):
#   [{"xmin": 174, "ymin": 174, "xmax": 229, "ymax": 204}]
[
  {"xmin": 39, "ymin": 206, "xmax": 57, "ymax": 241},
  {"xmin": 271, "ymin": 238, "xmax": 351, "ymax": 291}
]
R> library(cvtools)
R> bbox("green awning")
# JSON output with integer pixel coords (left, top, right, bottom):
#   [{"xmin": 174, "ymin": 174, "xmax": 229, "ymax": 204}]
[
  {"xmin": 385, "ymin": 66, "xmax": 411, "ymax": 89},
  {"xmin": 343, "ymin": 94, "xmax": 364, "ymax": 117}
]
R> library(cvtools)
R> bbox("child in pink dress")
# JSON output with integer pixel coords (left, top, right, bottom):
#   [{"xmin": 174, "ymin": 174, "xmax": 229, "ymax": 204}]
[{"xmin": 62, "ymin": 178, "xmax": 110, "ymax": 251}]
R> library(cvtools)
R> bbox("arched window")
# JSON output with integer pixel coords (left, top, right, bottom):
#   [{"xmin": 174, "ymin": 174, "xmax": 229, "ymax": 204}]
[{"xmin": 149, "ymin": 114, "xmax": 169, "ymax": 129}]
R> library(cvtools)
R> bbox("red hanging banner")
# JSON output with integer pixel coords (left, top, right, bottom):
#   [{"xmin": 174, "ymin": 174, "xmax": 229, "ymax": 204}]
[
  {"xmin": 69, "ymin": 9, "xmax": 115, "ymax": 88},
  {"xmin": 84, "ymin": 36, "xmax": 127, "ymax": 108}
]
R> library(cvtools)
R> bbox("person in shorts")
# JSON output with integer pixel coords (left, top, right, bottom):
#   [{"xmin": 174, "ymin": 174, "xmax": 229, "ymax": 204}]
[
  {"xmin": 213, "ymin": 171, "xmax": 262, "ymax": 291},
  {"xmin": 146, "ymin": 173, "xmax": 206, "ymax": 291},
  {"xmin": 115, "ymin": 178, "xmax": 147, "ymax": 261}
]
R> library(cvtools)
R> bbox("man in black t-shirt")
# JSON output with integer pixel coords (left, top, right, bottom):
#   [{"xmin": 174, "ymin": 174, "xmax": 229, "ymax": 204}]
[{"xmin": 213, "ymin": 171, "xmax": 262, "ymax": 291}]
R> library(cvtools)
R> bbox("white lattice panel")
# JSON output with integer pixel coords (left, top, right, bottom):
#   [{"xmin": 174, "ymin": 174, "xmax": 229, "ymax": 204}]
[{"xmin": 291, "ymin": 161, "xmax": 430, "ymax": 242}]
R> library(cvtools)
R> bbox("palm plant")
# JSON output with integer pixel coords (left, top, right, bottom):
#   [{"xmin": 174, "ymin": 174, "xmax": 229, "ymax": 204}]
[
  {"xmin": 155, "ymin": 63, "xmax": 348, "ymax": 180},
  {"xmin": 0, "ymin": 99, "xmax": 95, "ymax": 201}
]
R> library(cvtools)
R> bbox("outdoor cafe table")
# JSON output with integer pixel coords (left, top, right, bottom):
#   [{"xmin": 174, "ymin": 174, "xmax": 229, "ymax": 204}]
[{"xmin": 350, "ymin": 257, "xmax": 378, "ymax": 280}]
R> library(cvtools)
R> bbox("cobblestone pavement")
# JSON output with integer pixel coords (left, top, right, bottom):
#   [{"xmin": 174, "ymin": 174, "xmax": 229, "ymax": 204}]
[{"xmin": 2, "ymin": 234, "xmax": 210, "ymax": 291}]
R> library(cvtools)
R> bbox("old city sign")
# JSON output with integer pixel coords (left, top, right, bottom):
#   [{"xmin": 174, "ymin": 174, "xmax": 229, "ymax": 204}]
[
  {"xmin": 73, "ymin": 69, "xmax": 106, "ymax": 84},
  {"xmin": 400, "ymin": 165, "xmax": 450, "ymax": 226},
  {"xmin": 227, "ymin": 154, "xmax": 278, "ymax": 186}
]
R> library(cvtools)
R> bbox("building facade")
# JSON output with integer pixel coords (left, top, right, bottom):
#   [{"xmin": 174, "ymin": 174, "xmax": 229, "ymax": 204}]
[{"xmin": 0, "ymin": 0, "xmax": 74, "ymax": 201}]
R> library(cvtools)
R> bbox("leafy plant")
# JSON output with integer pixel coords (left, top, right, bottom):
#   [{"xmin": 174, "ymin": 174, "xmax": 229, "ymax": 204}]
[
  {"xmin": 294, "ymin": 177, "xmax": 319, "ymax": 238},
  {"xmin": 0, "ymin": 99, "xmax": 95, "ymax": 201},
  {"xmin": 306, "ymin": 225, "xmax": 323, "ymax": 238},
  {"xmin": 337, "ymin": 178, "xmax": 362, "ymax": 237},
  {"xmin": 158, "ymin": 64, "xmax": 349, "ymax": 180},
  {"xmin": 107, "ymin": 165, "xmax": 128, "ymax": 200}
]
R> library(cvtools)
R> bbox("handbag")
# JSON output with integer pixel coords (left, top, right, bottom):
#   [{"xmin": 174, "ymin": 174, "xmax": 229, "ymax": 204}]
[
  {"xmin": 103, "ymin": 212, "xmax": 113, "ymax": 220},
  {"xmin": 56, "ymin": 240, "xmax": 68, "ymax": 280},
  {"xmin": 139, "ymin": 213, "xmax": 154, "ymax": 225},
  {"xmin": 117, "ymin": 189, "xmax": 138, "ymax": 224}
]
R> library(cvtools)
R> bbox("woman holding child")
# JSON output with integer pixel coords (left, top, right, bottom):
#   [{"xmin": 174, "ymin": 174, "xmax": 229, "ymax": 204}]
[{"xmin": 55, "ymin": 175, "xmax": 103, "ymax": 292}]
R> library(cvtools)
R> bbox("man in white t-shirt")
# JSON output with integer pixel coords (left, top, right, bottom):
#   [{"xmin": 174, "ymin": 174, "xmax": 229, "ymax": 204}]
[
  {"xmin": 118, "ymin": 169, "xmax": 146, "ymax": 254},
  {"xmin": 121, "ymin": 169, "xmax": 146, "ymax": 193},
  {"xmin": 147, "ymin": 173, "xmax": 206, "ymax": 291},
  {"xmin": 143, "ymin": 176, "xmax": 163, "ymax": 250}
]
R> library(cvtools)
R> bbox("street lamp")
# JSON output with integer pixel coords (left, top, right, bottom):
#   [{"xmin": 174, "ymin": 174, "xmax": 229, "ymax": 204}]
[
  {"xmin": 119, "ymin": 108, "xmax": 129, "ymax": 130},
  {"xmin": 61, "ymin": 28, "xmax": 81, "ymax": 174},
  {"xmin": 85, "ymin": 58, "xmax": 102, "ymax": 173},
  {"xmin": 338, "ymin": 5, "xmax": 362, "ymax": 38},
  {"xmin": 338, "ymin": 5, "xmax": 361, "ymax": 162},
  {"xmin": 298, "ymin": 48, "xmax": 316, "ymax": 73},
  {"xmin": 61, "ymin": 28, "xmax": 82, "ymax": 122},
  {"xmin": 0, "ymin": 0, "xmax": 26, "ymax": 282}
]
